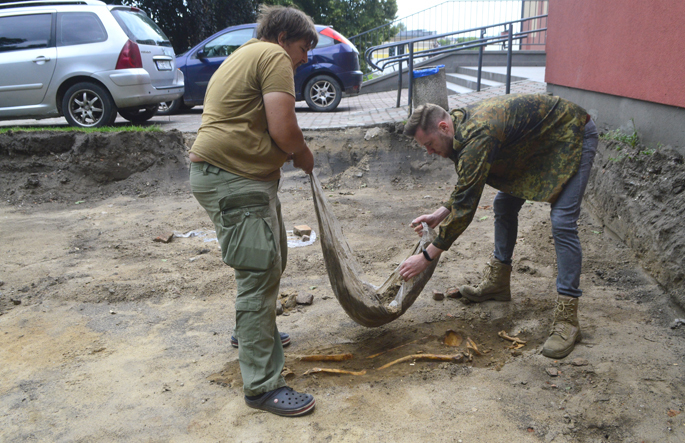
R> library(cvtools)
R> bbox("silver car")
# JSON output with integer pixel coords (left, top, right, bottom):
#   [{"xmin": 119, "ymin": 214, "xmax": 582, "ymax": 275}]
[{"xmin": 0, "ymin": 0, "xmax": 184, "ymax": 127}]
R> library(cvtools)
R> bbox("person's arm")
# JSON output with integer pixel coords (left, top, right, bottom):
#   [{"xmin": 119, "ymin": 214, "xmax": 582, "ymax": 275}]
[
  {"xmin": 399, "ymin": 134, "xmax": 497, "ymax": 280},
  {"xmin": 432, "ymin": 133, "xmax": 496, "ymax": 251},
  {"xmin": 263, "ymin": 91, "xmax": 313, "ymax": 174}
]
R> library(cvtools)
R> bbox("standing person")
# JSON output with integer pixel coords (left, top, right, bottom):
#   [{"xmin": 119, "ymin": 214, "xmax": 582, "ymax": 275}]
[
  {"xmin": 399, "ymin": 94, "xmax": 599, "ymax": 359},
  {"xmin": 188, "ymin": 6, "xmax": 317, "ymax": 416}
]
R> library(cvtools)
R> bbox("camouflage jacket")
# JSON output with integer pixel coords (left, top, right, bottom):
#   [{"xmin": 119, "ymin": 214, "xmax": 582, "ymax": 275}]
[{"xmin": 433, "ymin": 93, "xmax": 588, "ymax": 251}]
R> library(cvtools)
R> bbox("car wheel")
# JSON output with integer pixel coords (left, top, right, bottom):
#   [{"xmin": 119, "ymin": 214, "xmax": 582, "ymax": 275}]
[
  {"xmin": 158, "ymin": 99, "xmax": 194, "ymax": 115},
  {"xmin": 304, "ymin": 75, "xmax": 342, "ymax": 112},
  {"xmin": 157, "ymin": 99, "xmax": 181, "ymax": 115},
  {"xmin": 118, "ymin": 105, "xmax": 158, "ymax": 124},
  {"xmin": 62, "ymin": 82, "xmax": 117, "ymax": 128}
]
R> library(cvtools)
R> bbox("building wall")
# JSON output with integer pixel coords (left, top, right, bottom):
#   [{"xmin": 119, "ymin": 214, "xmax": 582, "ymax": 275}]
[
  {"xmin": 520, "ymin": 0, "xmax": 548, "ymax": 51},
  {"xmin": 547, "ymin": 84, "xmax": 685, "ymax": 154},
  {"xmin": 546, "ymin": 0, "xmax": 685, "ymax": 109}
]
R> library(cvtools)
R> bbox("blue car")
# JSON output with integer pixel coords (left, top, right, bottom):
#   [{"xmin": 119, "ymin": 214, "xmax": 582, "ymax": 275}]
[{"xmin": 159, "ymin": 23, "xmax": 362, "ymax": 114}]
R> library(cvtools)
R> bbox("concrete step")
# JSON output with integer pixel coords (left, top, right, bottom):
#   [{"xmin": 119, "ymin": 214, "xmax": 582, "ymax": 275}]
[
  {"xmin": 476, "ymin": 66, "xmax": 547, "ymax": 83},
  {"xmin": 444, "ymin": 66, "xmax": 545, "ymax": 94},
  {"xmin": 445, "ymin": 81, "xmax": 473, "ymax": 94},
  {"xmin": 446, "ymin": 73, "xmax": 502, "ymax": 91},
  {"xmin": 455, "ymin": 66, "xmax": 528, "ymax": 84}
]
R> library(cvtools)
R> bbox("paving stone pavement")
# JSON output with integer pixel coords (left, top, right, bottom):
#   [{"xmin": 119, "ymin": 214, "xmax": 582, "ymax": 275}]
[
  {"xmin": 0, "ymin": 80, "xmax": 546, "ymax": 132},
  {"xmin": 294, "ymin": 79, "xmax": 546, "ymax": 130}
]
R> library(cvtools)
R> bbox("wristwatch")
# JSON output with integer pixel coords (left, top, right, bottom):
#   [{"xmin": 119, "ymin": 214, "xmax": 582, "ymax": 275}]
[{"xmin": 422, "ymin": 248, "xmax": 433, "ymax": 262}]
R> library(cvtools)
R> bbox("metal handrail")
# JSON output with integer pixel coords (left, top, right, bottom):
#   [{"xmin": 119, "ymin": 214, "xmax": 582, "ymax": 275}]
[
  {"xmin": 364, "ymin": 14, "xmax": 548, "ymax": 112},
  {"xmin": 372, "ymin": 29, "xmax": 543, "ymax": 71}
]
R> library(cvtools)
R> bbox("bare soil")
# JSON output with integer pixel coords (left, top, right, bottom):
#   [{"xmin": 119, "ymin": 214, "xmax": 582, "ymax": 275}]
[{"xmin": 1, "ymin": 127, "xmax": 684, "ymax": 442}]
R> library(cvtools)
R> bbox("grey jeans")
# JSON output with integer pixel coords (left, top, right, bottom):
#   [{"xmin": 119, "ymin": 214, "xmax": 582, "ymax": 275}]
[{"xmin": 492, "ymin": 120, "xmax": 599, "ymax": 297}]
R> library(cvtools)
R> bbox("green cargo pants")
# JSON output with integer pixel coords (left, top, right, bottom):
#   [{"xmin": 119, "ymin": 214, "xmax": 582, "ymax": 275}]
[{"xmin": 189, "ymin": 161, "xmax": 287, "ymax": 396}]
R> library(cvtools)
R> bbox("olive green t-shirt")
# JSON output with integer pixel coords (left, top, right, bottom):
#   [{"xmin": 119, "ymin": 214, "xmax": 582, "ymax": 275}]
[{"xmin": 190, "ymin": 39, "xmax": 295, "ymax": 181}]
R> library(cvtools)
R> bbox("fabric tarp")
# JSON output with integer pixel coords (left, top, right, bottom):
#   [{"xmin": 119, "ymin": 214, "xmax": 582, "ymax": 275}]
[{"xmin": 309, "ymin": 172, "xmax": 440, "ymax": 327}]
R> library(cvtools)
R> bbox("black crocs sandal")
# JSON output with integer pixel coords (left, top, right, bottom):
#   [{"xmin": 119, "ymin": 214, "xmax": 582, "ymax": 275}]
[
  {"xmin": 244, "ymin": 386, "xmax": 315, "ymax": 417},
  {"xmin": 231, "ymin": 332, "xmax": 291, "ymax": 349}
]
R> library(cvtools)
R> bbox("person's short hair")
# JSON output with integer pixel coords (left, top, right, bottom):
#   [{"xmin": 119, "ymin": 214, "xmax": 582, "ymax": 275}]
[
  {"xmin": 257, "ymin": 5, "xmax": 318, "ymax": 49},
  {"xmin": 403, "ymin": 104, "xmax": 449, "ymax": 137}
]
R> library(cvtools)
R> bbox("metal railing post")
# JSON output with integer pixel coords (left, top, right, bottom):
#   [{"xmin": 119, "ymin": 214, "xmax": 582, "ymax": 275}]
[
  {"xmin": 520, "ymin": 0, "xmax": 527, "ymax": 51},
  {"xmin": 477, "ymin": 28, "xmax": 485, "ymax": 92},
  {"xmin": 407, "ymin": 43, "xmax": 414, "ymax": 115},
  {"xmin": 396, "ymin": 44, "xmax": 404, "ymax": 108},
  {"xmin": 506, "ymin": 23, "xmax": 514, "ymax": 94},
  {"xmin": 362, "ymin": 13, "xmax": 548, "ymax": 102}
]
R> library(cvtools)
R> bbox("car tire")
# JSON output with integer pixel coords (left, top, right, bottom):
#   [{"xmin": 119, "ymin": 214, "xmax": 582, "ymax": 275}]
[
  {"xmin": 62, "ymin": 82, "xmax": 118, "ymax": 128},
  {"xmin": 304, "ymin": 75, "xmax": 342, "ymax": 112},
  {"xmin": 158, "ymin": 99, "xmax": 194, "ymax": 115},
  {"xmin": 118, "ymin": 105, "xmax": 159, "ymax": 124},
  {"xmin": 157, "ymin": 99, "xmax": 181, "ymax": 115}
]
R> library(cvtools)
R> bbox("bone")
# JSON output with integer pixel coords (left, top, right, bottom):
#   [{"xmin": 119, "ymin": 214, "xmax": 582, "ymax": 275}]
[
  {"xmin": 366, "ymin": 335, "xmax": 432, "ymax": 359},
  {"xmin": 303, "ymin": 367, "xmax": 366, "ymax": 376},
  {"xmin": 299, "ymin": 353, "xmax": 353, "ymax": 362},
  {"xmin": 466, "ymin": 337, "xmax": 482, "ymax": 356},
  {"xmin": 377, "ymin": 353, "xmax": 464, "ymax": 370},
  {"xmin": 498, "ymin": 330, "xmax": 527, "ymax": 344}
]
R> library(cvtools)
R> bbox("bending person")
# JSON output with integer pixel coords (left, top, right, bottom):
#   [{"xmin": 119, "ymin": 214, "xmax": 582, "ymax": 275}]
[
  {"xmin": 188, "ymin": 6, "xmax": 316, "ymax": 417},
  {"xmin": 399, "ymin": 94, "xmax": 598, "ymax": 359}
]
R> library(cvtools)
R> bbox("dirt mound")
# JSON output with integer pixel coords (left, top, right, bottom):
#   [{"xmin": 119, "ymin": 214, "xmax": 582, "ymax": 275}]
[
  {"xmin": 585, "ymin": 140, "xmax": 685, "ymax": 309},
  {"xmin": 0, "ymin": 130, "xmax": 190, "ymax": 205}
]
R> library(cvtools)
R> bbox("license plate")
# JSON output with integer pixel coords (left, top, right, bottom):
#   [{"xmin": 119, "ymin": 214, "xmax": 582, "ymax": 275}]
[{"xmin": 156, "ymin": 60, "xmax": 172, "ymax": 71}]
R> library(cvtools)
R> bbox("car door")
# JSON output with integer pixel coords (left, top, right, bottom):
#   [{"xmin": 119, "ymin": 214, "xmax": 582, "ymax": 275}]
[
  {"xmin": 0, "ymin": 12, "xmax": 57, "ymax": 114},
  {"xmin": 184, "ymin": 27, "xmax": 254, "ymax": 103}
]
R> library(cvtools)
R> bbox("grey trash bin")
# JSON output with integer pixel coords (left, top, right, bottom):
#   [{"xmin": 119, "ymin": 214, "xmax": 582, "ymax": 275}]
[{"xmin": 412, "ymin": 64, "xmax": 448, "ymax": 111}]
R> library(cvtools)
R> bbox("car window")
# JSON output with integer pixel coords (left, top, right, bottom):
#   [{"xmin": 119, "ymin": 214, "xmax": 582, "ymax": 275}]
[
  {"xmin": 111, "ymin": 9, "xmax": 171, "ymax": 47},
  {"xmin": 314, "ymin": 33, "xmax": 336, "ymax": 49},
  {"xmin": 57, "ymin": 12, "xmax": 107, "ymax": 46},
  {"xmin": 0, "ymin": 13, "xmax": 53, "ymax": 53},
  {"xmin": 202, "ymin": 28, "xmax": 253, "ymax": 58}
]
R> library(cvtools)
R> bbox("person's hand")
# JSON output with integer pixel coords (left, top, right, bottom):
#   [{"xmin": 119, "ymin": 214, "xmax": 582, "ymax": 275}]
[
  {"xmin": 410, "ymin": 207, "xmax": 450, "ymax": 235},
  {"xmin": 410, "ymin": 214, "xmax": 439, "ymax": 236},
  {"xmin": 293, "ymin": 148, "xmax": 314, "ymax": 175},
  {"xmin": 398, "ymin": 253, "xmax": 430, "ymax": 281}
]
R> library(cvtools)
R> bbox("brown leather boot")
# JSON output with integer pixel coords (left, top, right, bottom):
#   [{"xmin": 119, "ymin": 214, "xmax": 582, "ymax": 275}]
[
  {"xmin": 459, "ymin": 257, "xmax": 512, "ymax": 302},
  {"xmin": 542, "ymin": 295, "xmax": 582, "ymax": 359}
]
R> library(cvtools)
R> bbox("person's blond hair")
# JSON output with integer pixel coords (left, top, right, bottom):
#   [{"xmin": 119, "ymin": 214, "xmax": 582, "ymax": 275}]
[
  {"xmin": 257, "ymin": 5, "xmax": 318, "ymax": 49},
  {"xmin": 403, "ymin": 103, "xmax": 450, "ymax": 137}
]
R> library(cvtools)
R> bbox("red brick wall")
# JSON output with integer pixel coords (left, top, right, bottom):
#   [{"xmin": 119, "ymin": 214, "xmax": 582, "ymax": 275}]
[{"xmin": 545, "ymin": 0, "xmax": 685, "ymax": 108}]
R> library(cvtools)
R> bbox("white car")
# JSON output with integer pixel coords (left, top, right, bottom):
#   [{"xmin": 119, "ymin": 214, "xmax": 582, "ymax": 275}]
[{"xmin": 0, "ymin": 0, "xmax": 184, "ymax": 127}]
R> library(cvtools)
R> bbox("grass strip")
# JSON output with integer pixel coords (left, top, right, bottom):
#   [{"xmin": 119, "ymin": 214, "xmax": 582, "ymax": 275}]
[{"xmin": 0, "ymin": 125, "xmax": 163, "ymax": 134}]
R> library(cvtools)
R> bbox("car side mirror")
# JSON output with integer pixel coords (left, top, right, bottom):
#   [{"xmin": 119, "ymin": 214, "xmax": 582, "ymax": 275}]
[{"xmin": 197, "ymin": 49, "xmax": 206, "ymax": 59}]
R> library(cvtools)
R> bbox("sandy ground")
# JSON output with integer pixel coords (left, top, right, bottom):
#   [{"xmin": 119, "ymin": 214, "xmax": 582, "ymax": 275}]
[{"xmin": 1, "ymin": 127, "xmax": 684, "ymax": 442}]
